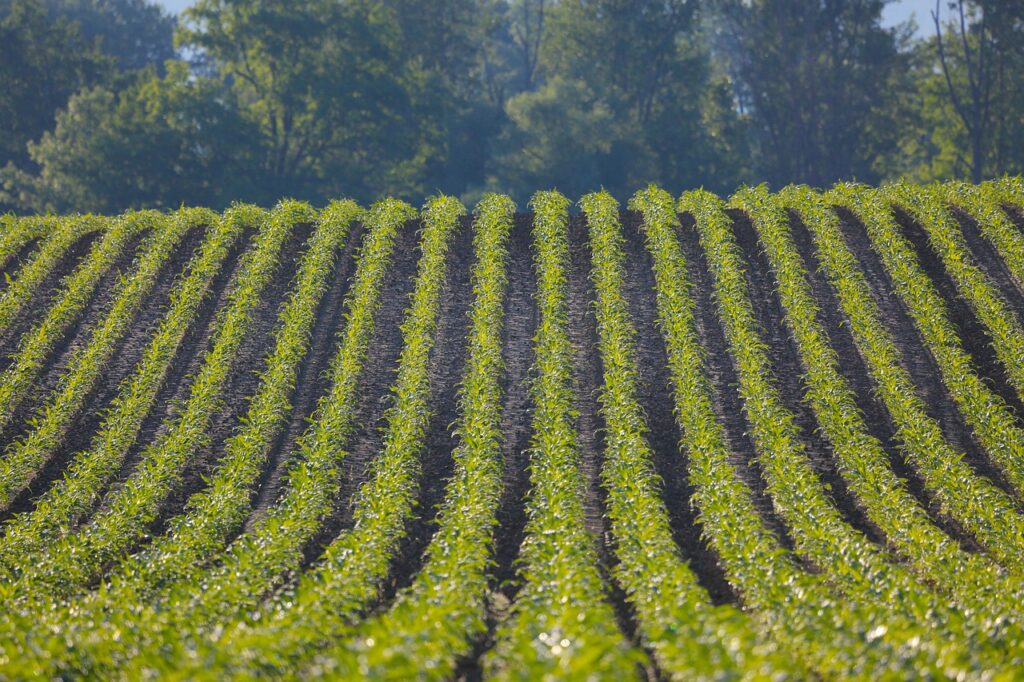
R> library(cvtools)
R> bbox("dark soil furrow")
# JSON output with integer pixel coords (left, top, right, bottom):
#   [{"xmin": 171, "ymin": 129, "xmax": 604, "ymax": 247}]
[
  {"xmin": 0, "ymin": 231, "xmax": 102, "ymax": 371},
  {"xmin": 61, "ymin": 229, "xmax": 253, "ymax": 529},
  {"xmin": 3, "ymin": 224, "xmax": 212, "ymax": 518},
  {"xmin": 786, "ymin": 211, "xmax": 983, "ymax": 553},
  {"xmin": 674, "ymin": 213, "xmax": 802, "ymax": 558},
  {"xmin": 491, "ymin": 214, "xmax": 538, "ymax": 596},
  {"xmin": 0, "ymin": 239, "xmax": 41, "ymax": 294},
  {"xmin": 728, "ymin": 209, "xmax": 887, "ymax": 547},
  {"xmin": 619, "ymin": 210, "xmax": 736, "ymax": 605},
  {"xmin": 243, "ymin": 222, "xmax": 365, "ymax": 530},
  {"xmin": 147, "ymin": 224, "xmax": 315, "ymax": 541},
  {"xmin": 950, "ymin": 208, "xmax": 1024, "ymax": 335},
  {"xmin": 565, "ymin": 213, "xmax": 644, "ymax": 650},
  {"xmin": 566, "ymin": 215, "xmax": 612, "ymax": 562},
  {"xmin": 835, "ymin": 208, "xmax": 1020, "ymax": 501},
  {"xmin": 0, "ymin": 230, "xmax": 148, "ymax": 454},
  {"xmin": 297, "ymin": 219, "xmax": 420, "ymax": 568},
  {"xmin": 891, "ymin": 208, "xmax": 1024, "ymax": 421},
  {"xmin": 379, "ymin": 214, "xmax": 474, "ymax": 600}
]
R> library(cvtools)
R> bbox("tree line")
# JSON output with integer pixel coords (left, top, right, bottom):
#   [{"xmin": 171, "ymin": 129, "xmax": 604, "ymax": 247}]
[{"xmin": 1, "ymin": 0, "xmax": 1022, "ymax": 214}]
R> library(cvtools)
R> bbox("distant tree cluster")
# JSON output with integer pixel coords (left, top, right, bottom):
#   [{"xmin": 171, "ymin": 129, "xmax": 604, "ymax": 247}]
[{"xmin": 1, "ymin": 0, "xmax": 1023, "ymax": 213}]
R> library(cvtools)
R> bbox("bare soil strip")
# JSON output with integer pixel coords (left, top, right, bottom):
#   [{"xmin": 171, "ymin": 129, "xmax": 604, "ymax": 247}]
[
  {"xmin": 836, "ymin": 208, "xmax": 1022, "ymax": 504},
  {"xmin": 2, "ymin": 225, "xmax": 211, "ymax": 518},
  {"xmin": 674, "ymin": 213, "xmax": 802, "ymax": 558},
  {"xmin": 728, "ymin": 209, "xmax": 887, "ymax": 546},
  {"xmin": 0, "ymin": 231, "xmax": 102, "ymax": 373}
]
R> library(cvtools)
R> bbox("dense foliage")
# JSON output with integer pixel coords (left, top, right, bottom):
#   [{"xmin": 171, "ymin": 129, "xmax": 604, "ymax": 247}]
[{"xmin": 2, "ymin": 0, "xmax": 1024, "ymax": 213}]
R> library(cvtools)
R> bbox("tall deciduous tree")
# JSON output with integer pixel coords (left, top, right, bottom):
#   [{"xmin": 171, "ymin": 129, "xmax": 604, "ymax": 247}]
[
  {"xmin": 493, "ymin": 0, "xmax": 746, "ymax": 200},
  {"xmin": 178, "ymin": 0, "xmax": 431, "ymax": 203},
  {"xmin": 1, "ymin": 63, "xmax": 257, "ymax": 213},
  {"xmin": 40, "ymin": 0, "xmax": 176, "ymax": 73},
  {"xmin": 718, "ymin": 0, "xmax": 905, "ymax": 187},
  {"xmin": 0, "ymin": 0, "xmax": 109, "ymax": 174}
]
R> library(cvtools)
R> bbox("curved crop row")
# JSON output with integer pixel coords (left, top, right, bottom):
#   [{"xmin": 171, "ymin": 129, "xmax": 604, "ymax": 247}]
[
  {"xmin": 0, "ymin": 215, "xmax": 48, "ymax": 273},
  {"xmin": 101, "ymin": 200, "xmax": 358, "ymax": 597},
  {"xmin": 167, "ymin": 195, "xmax": 468, "ymax": 678},
  {"xmin": 737, "ymin": 185, "xmax": 1024, "ymax": 657},
  {"xmin": 687, "ymin": 188, "xmax": 987, "ymax": 673},
  {"xmin": 290, "ymin": 194, "xmax": 515, "ymax": 679},
  {"xmin": 952, "ymin": 181, "xmax": 1024, "ymax": 290},
  {"xmin": 57, "ymin": 199, "xmax": 415, "ymax": 678},
  {"xmin": 0, "ymin": 207, "xmax": 215, "ymax": 513},
  {"xmin": 7, "ymin": 201, "xmax": 306, "ymax": 604},
  {"xmin": 0, "ymin": 205, "xmax": 264, "ymax": 573},
  {"xmin": 0, "ymin": 214, "xmax": 102, "ymax": 335},
  {"xmin": 140, "ymin": 199, "xmax": 415, "ymax": 641},
  {"xmin": 886, "ymin": 182, "xmax": 1024, "ymax": 407},
  {"xmin": 632, "ymin": 186, "xmax": 944, "ymax": 679},
  {"xmin": 993, "ymin": 176, "xmax": 1024, "ymax": 210},
  {"xmin": 482, "ymin": 191, "xmax": 640, "ymax": 680},
  {"xmin": 0, "ymin": 200, "xmax": 404, "ymax": 680},
  {"xmin": 827, "ymin": 184, "xmax": 1024, "ymax": 566},
  {"xmin": 580, "ymin": 190, "xmax": 795, "ymax": 679},
  {"xmin": 0, "ymin": 211, "xmax": 153, "ymax": 435}
]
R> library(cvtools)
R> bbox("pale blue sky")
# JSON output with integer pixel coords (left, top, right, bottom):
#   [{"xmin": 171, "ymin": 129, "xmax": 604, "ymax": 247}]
[{"xmin": 155, "ymin": 0, "xmax": 941, "ymax": 35}]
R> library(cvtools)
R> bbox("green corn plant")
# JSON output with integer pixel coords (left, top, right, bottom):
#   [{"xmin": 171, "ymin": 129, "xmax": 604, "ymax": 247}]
[
  {"xmin": 0, "ymin": 205, "xmax": 261, "ymax": 572},
  {"xmin": 582, "ymin": 190, "xmax": 798, "ymax": 680},
  {"xmin": 482, "ymin": 191, "xmax": 642, "ymax": 681},
  {"xmin": 0, "ymin": 214, "xmax": 103, "ymax": 336},
  {"xmin": 0, "ymin": 207, "xmax": 214, "ymax": 513},
  {"xmin": 6, "ymin": 201, "xmax": 306, "ymax": 604},
  {"xmin": 633, "ymin": 186, "xmax": 945, "ymax": 679},
  {"xmin": 0, "ymin": 211, "xmax": 153, "ymax": 435},
  {"xmin": 828, "ymin": 183, "xmax": 1024, "ymax": 566},
  {"xmin": 734, "ymin": 185, "xmax": 1024, "ymax": 665}
]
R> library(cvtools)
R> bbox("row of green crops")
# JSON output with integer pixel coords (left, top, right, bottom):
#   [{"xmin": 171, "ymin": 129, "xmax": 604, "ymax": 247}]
[
  {"xmin": 0, "ymin": 205, "xmax": 258, "ymax": 572},
  {"xmin": 104, "ymin": 198, "xmax": 415, "ymax": 669},
  {"xmin": 685, "ymin": 188, "xmax": 989, "ymax": 675},
  {"xmin": 0, "ymin": 181, "xmax": 1023, "ymax": 677},
  {"xmin": 0, "ymin": 215, "xmax": 103, "ymax": 335},
  {"xmin": 881, "ymin": 183, "xmax": 1024, "ymax": 497},
  {"xmin": 0, "ymin": 211, "xmax": 153, "ymax": 436},
  {"xmin": 8, "ymin": 202, "xmax": 360, "ymax": 680},
  {"xmin": 825, "ymin": 185, "xmax": 1024, "ymax": 567},
  {"xmin": 636, "ymin": 186, "xmax": 944, "ymax": 679},
  {"xmin": 887, "ymin": 182, "xmax": 1024, "ymax": 404},
  {"xmin": 308, "ymin": 194, "xmax": 516, "ymax": 679},
  {"xmin": 744, "ymin": 185, "xmax": 1024, "ymax": 643},
  {"xmin": 0, "ymin": 207, "xmax": 214, "ymax": 512},
  {"xmin": 16, "ymin": 199, "xmax": 409, "ymax": 680},
  {"xmin": 581, "ymin": 190, "xmax": 794, "ymax": 680},
  {"xmin": 953, "ymin": 182, "xmax": 1024, "ymax": 294},
  {"xmin": 5, "ymin": 201, "xmax": 304, "ymax": 606},
  {"xmin": 725, "ymin": 187, "xmax": 1020, "ymax": 666},
  {"xmin": 0, "ymin": 216, "xmax": 54, "ymax": 274},
  {"xmin": 170, "ymin": 195, "xmax": 467, "ymax": 679},
  {"xmin": 483, "ymin": 191, "xmax": 640, "ymax": 679}
]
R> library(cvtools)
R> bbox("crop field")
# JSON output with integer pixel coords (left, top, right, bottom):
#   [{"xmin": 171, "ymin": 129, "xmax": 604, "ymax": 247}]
[{"xmin": 0, "ymin": 179, "xmax": 1023, "ymax": 679}]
